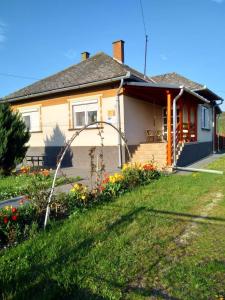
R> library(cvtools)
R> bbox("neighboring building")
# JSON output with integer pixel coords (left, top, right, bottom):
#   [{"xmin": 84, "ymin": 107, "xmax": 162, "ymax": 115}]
[{"xmin": 1, "ymin": 40, "xmax": 223, "ymax": 169}]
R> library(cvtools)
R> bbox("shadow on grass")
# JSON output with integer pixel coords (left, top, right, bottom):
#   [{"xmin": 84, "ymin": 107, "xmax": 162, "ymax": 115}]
[
  {"xmin": 125, "ymin": 286, "xmax": 180, "ymax": 300},
  {"xmin": 105, "ymin": 204, "xmax": 225, "ymax": 224},
  {"xmin": 7, "ymin": 280, "xmax": 107, "ymax": 300},
  {"xmin": 1, "ymin": 204, "xmax": 225, "ymax": 299}
]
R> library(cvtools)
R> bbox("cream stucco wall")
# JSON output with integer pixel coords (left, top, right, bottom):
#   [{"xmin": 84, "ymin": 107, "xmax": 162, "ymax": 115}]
[
  {"xmin": 123, "ymin": 95, "xmax": 163, "ymax": 145},
  {"xmin": 16, "ymin": 93, "xmax": 123, "ymax": 147},
  {"xmin": 197, "ymin": 104, "xmax": 213, "ymax": 142}
]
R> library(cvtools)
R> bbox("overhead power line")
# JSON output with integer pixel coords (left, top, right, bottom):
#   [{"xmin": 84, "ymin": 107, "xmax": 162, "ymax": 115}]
[
  {"xmin": 139, "ymin": 0, "xmax": 148, "ymax": 78},
  {"xmin": 140, "ymin": 0, "xmax": 147, "ymax": 36},
  {"xmin": 0, "ymin": 72, "xmax": 40, "ymax": 80}
]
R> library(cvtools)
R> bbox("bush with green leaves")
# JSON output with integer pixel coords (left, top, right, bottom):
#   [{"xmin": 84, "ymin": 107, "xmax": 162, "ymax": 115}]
[
  {"xmin": 0, "ymin": 203, "xmax": 38, "ymax": 248},
  {"xmin": 0, "ymin": 103, "xmax": 30, "ymax": 175}
]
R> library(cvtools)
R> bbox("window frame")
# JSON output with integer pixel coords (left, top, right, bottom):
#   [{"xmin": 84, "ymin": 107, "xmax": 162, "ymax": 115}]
[
  {"xmin": 72, "ymin": 99, "xmax": 98, "ymax": 129},
  {"xmin": 201, "ymin": 105, "xmax": 210, "ymax": 130},
  {"xmin": 20, "ymin": 107, "xmax": 41, "ymax": 133}
]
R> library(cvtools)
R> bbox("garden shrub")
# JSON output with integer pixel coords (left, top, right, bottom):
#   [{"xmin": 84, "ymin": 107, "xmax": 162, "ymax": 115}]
[
  {"xmin": 0, "ymin": 103, "xmax": 30, "ymax": 175},
  {"xmin": 0, "ymin": 203, "xmax": 37, "ymax": 248},
  {"xmin": 66, "ymin": 162, "xmax": 161, "ymax": 213}
]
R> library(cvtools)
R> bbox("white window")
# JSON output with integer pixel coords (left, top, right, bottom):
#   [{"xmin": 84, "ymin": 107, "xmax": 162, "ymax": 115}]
[
  {"xmin": 21, "ymin": 108, "xmax": 40, "ymax": 132},
  {"xmin": 72, "ymin": 100, "xmax": 98, "ymax": 128},
  {"xmin": 201, "ymin": 106, "xmax": 210, "ymax": 130}
]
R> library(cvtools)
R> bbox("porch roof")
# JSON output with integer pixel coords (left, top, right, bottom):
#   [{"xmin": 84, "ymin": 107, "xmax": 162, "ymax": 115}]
[{"xmin": 124, "ymin": 81, "xmax": 211, "ymax": 106}]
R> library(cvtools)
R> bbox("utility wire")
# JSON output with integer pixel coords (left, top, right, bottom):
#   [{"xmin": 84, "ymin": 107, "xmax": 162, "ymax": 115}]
[
  {"xmin": 140, "ymin": 0, "xmax": 147, "ymax": 36},
  {"xmin": 0, "ymin": 72, "xmax": 40, "ymax": 80},
  {"xmin": 139, "ymin": 0, "xmax": 148, "ymax": 78}
]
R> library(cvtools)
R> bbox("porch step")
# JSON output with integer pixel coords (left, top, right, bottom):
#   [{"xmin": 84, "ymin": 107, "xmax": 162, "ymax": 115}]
[{"xmin": 130, "ymin": 143, "xmax": 167, "ymax": 170}]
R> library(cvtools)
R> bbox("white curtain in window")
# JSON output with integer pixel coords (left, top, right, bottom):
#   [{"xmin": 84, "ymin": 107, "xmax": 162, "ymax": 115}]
[
  {"xmin": 21, "ymin": 109, "xmax": 40, "ymax": 132},
  {"xmin": 72, "ymin": 100, "xmax": 98, "ymax": 127}
]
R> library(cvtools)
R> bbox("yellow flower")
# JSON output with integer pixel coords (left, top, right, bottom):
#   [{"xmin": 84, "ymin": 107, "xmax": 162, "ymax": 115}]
[
  {"xmin": 122, "ymin": 163, "xmax": 129, "ymax": 171},
  {"xmin": 73, "ymin": 183, "xmax": 81, "ymax": 191},
  {"xmin": 108, "ymin": 173, "xmax": 124, "ymax": 183},
  {"xmin": 81, "ymin": 195, "xmax": 86, "ymax": 200},
  {"xmin": 4, "ymin": 206, "xmax": 12, "ymax": 211}
]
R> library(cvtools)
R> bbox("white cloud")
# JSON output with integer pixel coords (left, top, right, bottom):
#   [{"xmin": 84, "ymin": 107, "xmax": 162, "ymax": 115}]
[
  {"xmin": 160, "ymin": 54, "xmax": 168, "ymax": 61},
  {"xmin": 211, "ymin": 0, "xmax": 224, "ymax": 4},
  {"xmin": 64, "ymin": 49, "xmax": 77, "ymax": 60},
  {"xmin": 0, "ymin": 21, "xmax": 6, "ymax": 44}
]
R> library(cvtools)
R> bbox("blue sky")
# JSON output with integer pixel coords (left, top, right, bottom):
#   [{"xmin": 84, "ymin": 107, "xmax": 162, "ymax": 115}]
[{"xmin": 0, "ymin": 0, "xmax": 225, "ymax": 109}]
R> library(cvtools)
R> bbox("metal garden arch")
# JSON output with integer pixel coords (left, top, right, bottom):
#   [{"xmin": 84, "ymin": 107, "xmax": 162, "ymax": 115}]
[{"xmin": 44, "ymin": 121, "xmax": 131, "ymax": 228}]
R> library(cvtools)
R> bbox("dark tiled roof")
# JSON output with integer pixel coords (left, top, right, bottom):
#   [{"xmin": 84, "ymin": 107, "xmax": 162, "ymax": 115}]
[
  {"xmin": 151, "ymin": 72, "xmax": 204, "ymax": 90},
  {"xmin": 3, "ymin": 52, "xmax": 148, "ymax": 101}
]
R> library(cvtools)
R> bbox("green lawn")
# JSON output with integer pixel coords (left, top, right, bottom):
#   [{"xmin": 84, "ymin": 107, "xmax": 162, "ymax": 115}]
[
  {"xmin": 0, "ymin": 174, "xmax": 80, "ymax": 201},
  {"xmin": 0, "ymin": 159, "xmax": 225, "ymax": 299}
]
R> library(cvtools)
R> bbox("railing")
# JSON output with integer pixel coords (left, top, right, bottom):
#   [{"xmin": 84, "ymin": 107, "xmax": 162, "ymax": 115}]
[{"xmin": 167, "ymin": 121, "xmax": 197, "ymax": 165}]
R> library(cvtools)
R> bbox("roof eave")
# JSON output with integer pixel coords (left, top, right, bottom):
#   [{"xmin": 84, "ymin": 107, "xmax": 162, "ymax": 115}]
[
  {"xmin": 1, "ymin": 73, "xmax": 132, "ymax": 103},
  {"xmin": 194, "ymin": 86, "xmax": 224, "ymax": 101},
  {"xmin": 125, "ymin": 82, "xmax": 210, "ymax": 104}
]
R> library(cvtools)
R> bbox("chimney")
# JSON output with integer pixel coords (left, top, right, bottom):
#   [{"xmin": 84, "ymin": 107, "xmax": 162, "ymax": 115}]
[
  {"xmin": 81, "ymin": 51, "xmax": 90, "ymax": 61},
  {"xmin": 112, "ymin": 40, "xmax": 124, "ymax": 63}
]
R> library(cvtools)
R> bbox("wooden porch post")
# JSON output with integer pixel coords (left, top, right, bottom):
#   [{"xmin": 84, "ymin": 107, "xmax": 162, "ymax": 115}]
[
  {"xmin": 194, "ymin": 104, "xmax": 198, "ymax": 141},
  {"xmin": 187, "ymin": 102, "xmax": 191, "ymax": 142},
  {"xmin": 179, "ymin": 98, "xmax": 183, "ymax": 142},
  {"xmin": 167, "ymin": 91, "xmax": 172, "ymax": 166}
]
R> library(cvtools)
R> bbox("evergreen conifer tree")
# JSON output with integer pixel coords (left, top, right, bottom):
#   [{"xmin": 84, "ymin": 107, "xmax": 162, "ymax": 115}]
[{"xmin": 0, "ymin": 103, "xmax": 30, "ymax": 175}]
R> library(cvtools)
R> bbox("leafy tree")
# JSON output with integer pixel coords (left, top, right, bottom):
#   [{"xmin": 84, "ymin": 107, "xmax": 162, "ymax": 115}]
[{"xmin": 0, "ymin": 103, "xmax": 30, "ymax": 175}]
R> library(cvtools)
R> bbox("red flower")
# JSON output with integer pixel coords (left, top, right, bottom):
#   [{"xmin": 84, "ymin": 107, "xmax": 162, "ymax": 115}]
[
  {"xmin": 11, "ymin": 215, "xmax": 18, "ymax": 221},
  {"xmin": 102, "ymin": 177, "xmax": 109, "ymax": 185},
  {"xmin": 143, "ymin": 164, "xmax": 155, "ymax": 171},
  {"xmin": 3, "ymin": 217, "xmax": 9, "ymax": 224},
  {"xmin": 11, "ymin": 207, "xmax": 17, "ymax": 213},
  {"xmin": 98, "ymin": 185, "xmax": 105, "ymax": 192}
]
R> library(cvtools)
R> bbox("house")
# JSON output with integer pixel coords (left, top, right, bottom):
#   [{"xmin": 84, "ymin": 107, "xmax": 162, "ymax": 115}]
[{"xmin": 1, "ymin": 40, "xmax": 223, "ymax": 170}]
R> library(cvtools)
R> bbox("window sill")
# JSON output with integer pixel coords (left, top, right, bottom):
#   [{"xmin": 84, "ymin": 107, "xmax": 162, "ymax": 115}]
[
  {"xmin": 201, "ymin": 128, "xmax": 211, "ymax": 131},
  {"xmin": 68, "ymin": 127, "xmax": 104, "ymax": 131},
  {"xmin": 29, "ymin": 130, "xmax": 43, "ymax": 133}
]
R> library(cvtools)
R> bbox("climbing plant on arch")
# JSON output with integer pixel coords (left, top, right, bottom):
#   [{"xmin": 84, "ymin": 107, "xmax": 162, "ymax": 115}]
[{"xmin": 44, "ymin": 121, "xmax": 131, "ymax": 228}]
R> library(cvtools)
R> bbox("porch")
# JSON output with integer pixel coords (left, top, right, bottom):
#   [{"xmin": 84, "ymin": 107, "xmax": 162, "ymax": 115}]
[{"xmin": 123, "ymin": 82, "xmax": 209, "ymax": 167}]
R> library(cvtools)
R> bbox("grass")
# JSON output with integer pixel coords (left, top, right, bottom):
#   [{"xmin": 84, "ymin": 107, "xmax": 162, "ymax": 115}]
[
  {"xmin": 0, "ymin": 174, "xmax": 81, "ymax": 202},
  {"xmin": 0, "ymin": 158, "xmax": 225, "ymax": 299}
]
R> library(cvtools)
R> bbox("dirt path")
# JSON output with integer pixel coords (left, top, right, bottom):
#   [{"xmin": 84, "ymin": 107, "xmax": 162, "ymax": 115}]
[{"xmin": 176, "ymin": 191, "xmax": 223, "ymax": 246}]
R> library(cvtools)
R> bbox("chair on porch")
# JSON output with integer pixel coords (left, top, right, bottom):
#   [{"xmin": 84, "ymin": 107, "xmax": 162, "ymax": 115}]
[
  {"xmin": 145, "ymin": 129, "xmax": 155, "ymax": 143},
  {"xmin": 155, "ymin": 130, "xmax": 163, "ymax": 142}
]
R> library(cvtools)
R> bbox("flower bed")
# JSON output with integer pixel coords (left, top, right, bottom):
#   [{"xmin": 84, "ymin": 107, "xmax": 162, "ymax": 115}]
[
  {"xmin": 0, "ymin": 201, "xmax": 38, "ymax": 248},
  {"xmin": 58, "ymin": 162, "xmax": 161, "ymax": 213},
  {"xmin": 0, "ymin": 162, "xmax": 161, "ymax": 249}
]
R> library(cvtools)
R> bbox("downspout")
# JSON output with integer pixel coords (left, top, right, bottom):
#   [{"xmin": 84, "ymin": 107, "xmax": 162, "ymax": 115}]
[
  {"xmin": 172, "ymin": 86, "xmax": 184, "ymax": 167},
  {"xmin": 213, "ymin": 99, "xmax": 224, "ymax": 153},
  {"xmin": 116, "ymin": 72, "xmax": 131, "ymax": 168},
  {"xmin": 217, "ymin": 113, "xmax": 220, "ymax": 152},
  {"xmin": 212, "ymin": 104, "xmax": 216, "ymax": 153}
]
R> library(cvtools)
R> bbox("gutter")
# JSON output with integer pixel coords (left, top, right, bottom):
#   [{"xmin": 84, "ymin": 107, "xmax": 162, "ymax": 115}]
[
  {"xmin": 125, "ymin": 82, "xmax": 210, "ymax": 104},
  {"xmin": 183, "ymin": 87, "xmax": 210, "ymax": 104},
  {"xmin": 193, "ymin": 85, "xmax": 224, "ymax": 102},
  {"xmin": 116, "ymin": 72, "xmax": 131, "ymax": 168},
  {"xmin": 1, "ymin": 74, "xmax": 133, "ymax": 103}
]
